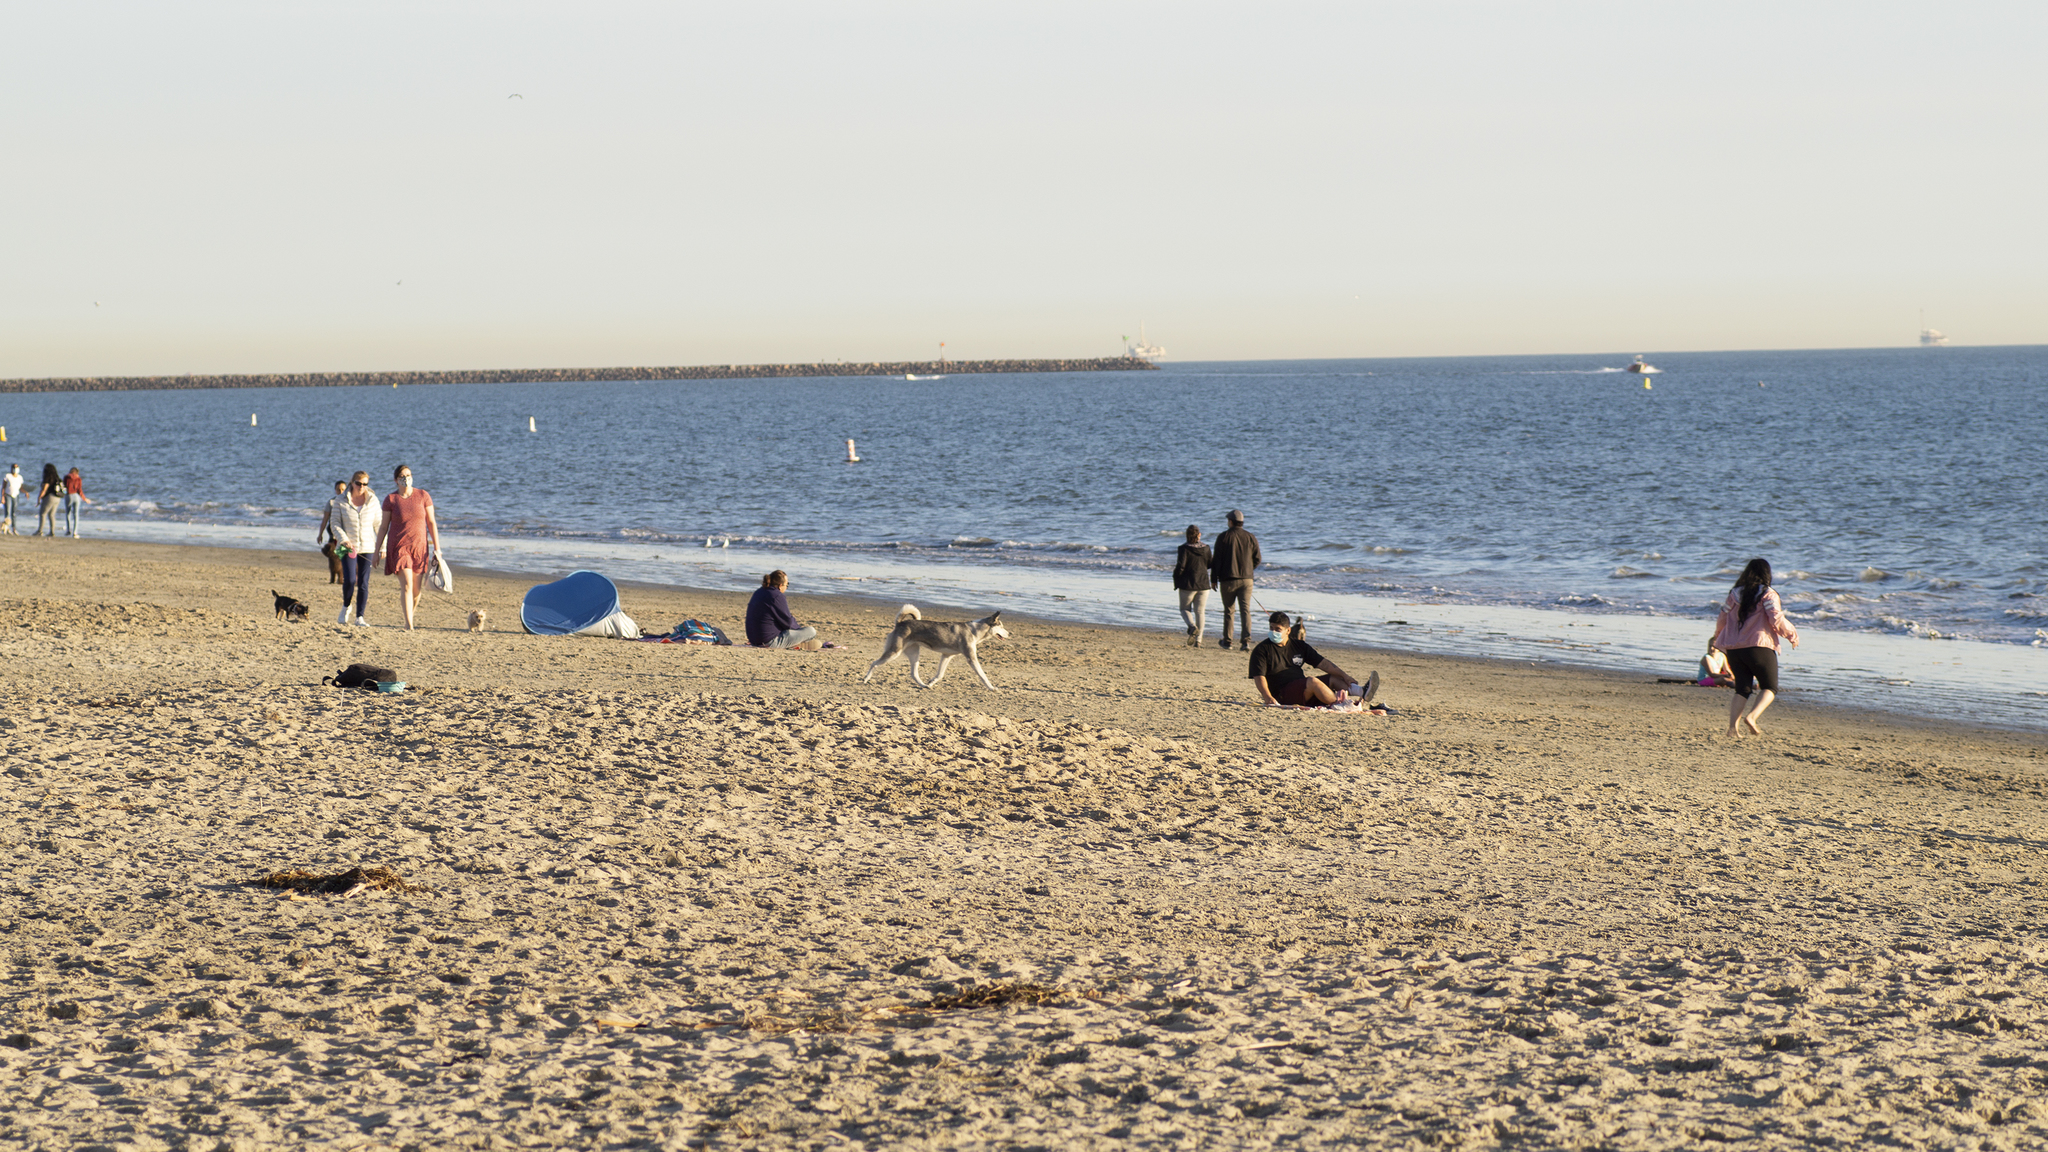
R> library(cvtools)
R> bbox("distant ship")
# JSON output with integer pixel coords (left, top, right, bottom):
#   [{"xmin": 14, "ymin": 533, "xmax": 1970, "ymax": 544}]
[
  {"xmin": 1919, "ymin": 329, "xmax": 1950, "ymax": 346},
  {"xmin": 1624, "ymin": 355, "xmax": 1660, "ymax": 375},
  {"xmin": 1125, "ymin": 323, "xmax": 1165, "ymax": 360}
]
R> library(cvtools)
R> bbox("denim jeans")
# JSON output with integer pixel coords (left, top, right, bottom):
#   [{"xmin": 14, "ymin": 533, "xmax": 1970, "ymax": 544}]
[
  {"xmin": 341, "ymin": 553, "xmax": 373, "ymax": 619},
  {"xmin": 767, "ymin": 625, "xmax": 819, "ymax": 649},
  {"xmin": 1, "ymin": 493, "xmax": 14, "ymax": 533},
  {"xmin": 1177, "ymin": 588, "xmax": 1209, "ymax": 637},
  {"xmin": 64, "ymin": 493, "xmax": 81, "ymax": 536}
]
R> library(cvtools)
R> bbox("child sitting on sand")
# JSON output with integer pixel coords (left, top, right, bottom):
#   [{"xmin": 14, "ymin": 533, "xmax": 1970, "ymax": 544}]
[
  {"xmin": 1698, "ymin": 643, "xmax": 1734, "ymax": 686},
  {"xmin": 1660, "ymin": 640, "xmax": 1734, "ymax": 687}
]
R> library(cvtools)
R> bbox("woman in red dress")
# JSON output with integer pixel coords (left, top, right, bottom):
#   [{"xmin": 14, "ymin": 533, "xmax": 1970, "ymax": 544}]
[{"xmin": 373, "ymin": 463, "xmax": 441, "ymax": 631}]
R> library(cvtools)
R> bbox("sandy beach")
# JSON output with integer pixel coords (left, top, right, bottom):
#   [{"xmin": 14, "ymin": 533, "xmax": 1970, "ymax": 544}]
[{"xmin": 4, "ymin": 535, "xmax": 2046, "ymax": 1150}]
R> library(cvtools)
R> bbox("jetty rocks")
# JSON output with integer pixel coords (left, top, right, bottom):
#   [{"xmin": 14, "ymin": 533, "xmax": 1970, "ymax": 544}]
[{"xmin": 1, "ymin": 357, "xmax": 1156, "ymax": 394}]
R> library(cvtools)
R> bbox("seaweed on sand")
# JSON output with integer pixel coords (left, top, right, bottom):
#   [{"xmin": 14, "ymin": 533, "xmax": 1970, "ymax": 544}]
[{"xmin": 252, "ymin": 865, "xmax": 430, "ymax": 897}]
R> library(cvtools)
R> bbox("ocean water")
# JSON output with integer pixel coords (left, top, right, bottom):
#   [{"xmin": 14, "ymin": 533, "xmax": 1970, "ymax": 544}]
[{"xmin": 3, "ymin": 346, "xmax": 2044, "ymax": 726}]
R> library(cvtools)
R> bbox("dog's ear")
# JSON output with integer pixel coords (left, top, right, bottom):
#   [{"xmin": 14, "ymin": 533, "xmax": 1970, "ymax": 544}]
[{"xmin": 989, "ymin": 612, "xmax": 1001, "ymax": 622}]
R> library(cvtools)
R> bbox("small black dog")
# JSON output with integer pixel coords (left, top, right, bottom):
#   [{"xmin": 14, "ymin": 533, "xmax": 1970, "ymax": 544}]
[{"xmin": 272, "ymin": 590, "xmax": 311, "ymax": 623}]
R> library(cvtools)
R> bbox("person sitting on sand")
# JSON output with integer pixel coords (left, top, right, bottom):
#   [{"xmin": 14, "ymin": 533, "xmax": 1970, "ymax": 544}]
[
  {"xmin": 1250, "ymin": 611, "xmax": 1380, "ymax": 709},
  {"xmin": 1285, "ymin": 617, "xmax": 1379, "ymax": 706},
  {"xmin": 1697, "ymin": 642, "xmax": 1734, "ymax": 687},
  {"xmin": 744, "ymin": 570, "xmax": 821, "ymax": 650}
]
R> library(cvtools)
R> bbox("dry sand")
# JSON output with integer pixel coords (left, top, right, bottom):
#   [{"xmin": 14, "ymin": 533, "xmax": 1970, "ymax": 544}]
[{"xmin": 3, "ymin": 537, "xmax": 2046, "ymax": 1150}]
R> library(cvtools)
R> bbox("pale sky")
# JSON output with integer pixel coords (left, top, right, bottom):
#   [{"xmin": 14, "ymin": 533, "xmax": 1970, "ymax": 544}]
[{"xmin": 3, "ymin": 1, "xmax": 2042, "ymax": 376}]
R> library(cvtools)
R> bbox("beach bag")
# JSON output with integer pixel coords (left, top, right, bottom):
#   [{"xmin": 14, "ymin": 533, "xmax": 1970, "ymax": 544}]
[
  {"xmin": 324, "ymin": 663, "xmax": 398, "ymax": 690},
  {"xmin": 427, "ymin": 548, "xmax": 454, "ymax": 594},
  {"xmin": 676, "ymin": 619, "xmax": 733, "ymax": 645}
]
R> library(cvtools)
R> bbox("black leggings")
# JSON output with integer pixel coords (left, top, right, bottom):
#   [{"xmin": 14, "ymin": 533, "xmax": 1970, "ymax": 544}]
[{"xmin": 1725, "ymin": 646, "xmax": 1779, "ymax": 697}]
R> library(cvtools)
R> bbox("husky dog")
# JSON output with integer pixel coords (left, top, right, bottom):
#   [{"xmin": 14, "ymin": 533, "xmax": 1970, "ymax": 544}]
[{"xmin": 863, "ymin": 604, "xmax": 1009, "ymax": 690}]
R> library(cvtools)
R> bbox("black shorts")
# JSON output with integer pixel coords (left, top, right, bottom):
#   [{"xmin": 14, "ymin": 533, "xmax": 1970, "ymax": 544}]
[
  {"xmin": 1274, "ymin": 675, "xmax": 1316, "ymax": 706},
  {"xmin": 1725, "ymin": 646, "xmax": 1779, "ymax": 697}
]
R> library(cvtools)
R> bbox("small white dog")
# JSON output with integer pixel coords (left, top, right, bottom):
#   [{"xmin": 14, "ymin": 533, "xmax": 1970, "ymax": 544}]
[
  {"xmin": 467, "ymin": 609, "xmax": 488, "ymax": 633},
  {"xmin": 863, "ymin": 604, "xmax": 1009, "ymax": 690}
]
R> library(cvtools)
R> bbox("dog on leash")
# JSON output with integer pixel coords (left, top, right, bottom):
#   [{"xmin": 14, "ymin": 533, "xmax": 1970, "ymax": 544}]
[
  {"xmin": 319, "ymin": 539, "xmax": 345, "ymax": 583},
  {"xmin": 862, "ymin": 604, "xmax": 1009, "ymax": 690},
  {"xmin": 467, "ymin": 609, "xmax": 488, "ymax": 633},
  {"xmin": 272, "ymin": 590, "xmax": 311, "ymax": 623}
]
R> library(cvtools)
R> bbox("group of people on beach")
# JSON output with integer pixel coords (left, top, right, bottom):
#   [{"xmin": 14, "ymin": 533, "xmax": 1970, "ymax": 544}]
[
  {"xmin": 313, "ymin": 465, "xmax": 442, "ymax": 631},
  {"xmin": 1169, "ymin": 507, "xmax": 1799, "ymax": 729},
  {"xmin": 1168, "ymin": 509, "xmax": 1384, "ymax": 713},
  {"xmin": 1, "ymin": 464, "xmax": 91, "ymax": 538}
]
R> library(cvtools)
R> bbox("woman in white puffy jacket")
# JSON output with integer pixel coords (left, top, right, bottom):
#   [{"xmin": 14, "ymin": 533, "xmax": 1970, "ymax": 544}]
[{"xmin": 324, "ymin": 471, "xmax": 382, "ymax": 627}]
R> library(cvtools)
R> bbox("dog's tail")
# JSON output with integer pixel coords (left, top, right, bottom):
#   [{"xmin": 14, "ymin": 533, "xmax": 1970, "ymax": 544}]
[{"xmin": 896, "ymin": 604, "xmax": 920, "ymax": 623}]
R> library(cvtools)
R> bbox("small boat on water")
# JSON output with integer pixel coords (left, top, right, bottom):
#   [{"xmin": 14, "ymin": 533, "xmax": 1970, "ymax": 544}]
[
  {"xmin": 1624, "ymin": 355, "xmax": 1660, "ymax": 375},
  {"xmin": 1920, "ymin": 328, "xmax": 1949, "ymax": 346},
  {"xmin": 904, "ymin": 373, "xmax": 946, "ymax": 381},
  {"xmin": 1125, "ymin": 322, "xmax": 1165, "ymax": 360}
]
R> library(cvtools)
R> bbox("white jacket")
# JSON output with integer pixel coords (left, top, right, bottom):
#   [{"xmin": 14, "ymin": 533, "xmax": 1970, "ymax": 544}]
[{"xmin": 328, "ymin": 493, "xmax": 382, "ymax": 553}]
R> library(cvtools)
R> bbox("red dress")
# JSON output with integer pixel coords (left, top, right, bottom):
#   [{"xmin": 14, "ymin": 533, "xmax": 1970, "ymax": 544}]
[{"xmin": 381, "ymin": 488, "xmax": 435, "ymax": 575}]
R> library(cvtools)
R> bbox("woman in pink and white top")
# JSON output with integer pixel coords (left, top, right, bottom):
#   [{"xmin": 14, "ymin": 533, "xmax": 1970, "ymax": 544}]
[{"xmin": 1712, "ymin": 557, "xmax": 1800, "ymax": 737}]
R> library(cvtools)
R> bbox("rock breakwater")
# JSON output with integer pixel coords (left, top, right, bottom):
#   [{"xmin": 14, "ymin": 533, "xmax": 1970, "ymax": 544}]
[{"xmin": 0, "ymin": 357, "xmax": 1155, "ymax": 394}]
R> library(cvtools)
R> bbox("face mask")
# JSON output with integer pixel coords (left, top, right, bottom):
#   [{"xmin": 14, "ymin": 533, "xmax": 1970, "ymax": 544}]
[{"xmin": 1268, "ymin": 630, "xmax": 1287, "ymax": 644}]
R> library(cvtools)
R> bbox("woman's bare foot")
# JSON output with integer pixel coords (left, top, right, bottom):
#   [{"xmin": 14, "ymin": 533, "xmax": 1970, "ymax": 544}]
[{"xmin": 1741, "ymin": 715, "xmax": 1763, "ymax": 735}]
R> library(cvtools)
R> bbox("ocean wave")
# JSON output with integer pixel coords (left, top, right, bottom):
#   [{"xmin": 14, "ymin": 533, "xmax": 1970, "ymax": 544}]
[
  {"xmin": 1878, "ymin": 614, "xmax": 1954, "ymax": 639},
  {"xmin": 71, "ymin": 500, "xmax": 2047, "ymax": 644}
]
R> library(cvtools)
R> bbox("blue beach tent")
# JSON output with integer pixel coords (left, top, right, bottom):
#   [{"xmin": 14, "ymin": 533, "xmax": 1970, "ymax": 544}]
[{"xmin": 520, "ymin": 570, "xmax": 641, "ymax": 638}]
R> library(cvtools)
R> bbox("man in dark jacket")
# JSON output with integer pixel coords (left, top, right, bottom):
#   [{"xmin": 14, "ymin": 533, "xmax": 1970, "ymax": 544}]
[{"xmin": 1209, "ymin": 509, "xmax": 1261, "ymax": 650}]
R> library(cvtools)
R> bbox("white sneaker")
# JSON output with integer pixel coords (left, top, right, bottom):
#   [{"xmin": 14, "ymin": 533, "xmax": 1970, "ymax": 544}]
[
  {"xmin": 338, "ymin": 607, "xmax": 351, "ymax": 625},
  {"xmin": 353, "ymin": 617, "xmax": 369, "ymax": 627}
]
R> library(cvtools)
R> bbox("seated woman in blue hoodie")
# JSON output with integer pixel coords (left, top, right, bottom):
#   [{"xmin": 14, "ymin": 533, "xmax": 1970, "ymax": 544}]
[{"xmin": 744, "ymin": 570, "xmax": 821, "ymax": 650}]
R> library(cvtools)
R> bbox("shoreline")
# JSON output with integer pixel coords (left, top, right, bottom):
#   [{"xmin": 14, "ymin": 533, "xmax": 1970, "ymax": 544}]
[
  {"xmin": 23, "ymin": 524, "xmax": 2047, "ymax": 738},
  {"xmin": 0, "ymin": 356, "xmax": 1155, "ymax": 394},
  {"xmin": 5, "ymin": 534, "xmax": 2047, "ymax": 1147}
]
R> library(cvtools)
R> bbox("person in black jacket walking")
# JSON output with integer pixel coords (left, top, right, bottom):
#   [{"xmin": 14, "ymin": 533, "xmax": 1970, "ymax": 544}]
[
  {"xmin": 1172, "ymin": 524, "xmax": 1214, "ymax": 647},
  {"xmin": 1209, "ymin": 509, "xmax": 1262, "ymax": 650}
]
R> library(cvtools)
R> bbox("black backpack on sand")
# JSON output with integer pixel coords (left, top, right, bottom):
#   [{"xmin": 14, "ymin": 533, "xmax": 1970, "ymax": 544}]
[{"xmin": 324, "ymin": 663, "xmax": 398, "ymax": 690}]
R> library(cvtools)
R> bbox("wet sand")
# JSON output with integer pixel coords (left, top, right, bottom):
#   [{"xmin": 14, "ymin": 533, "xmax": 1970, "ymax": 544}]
[{"xmin": 3, "ymin": 537, "xmax": 2045, "ymax": 1149}]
